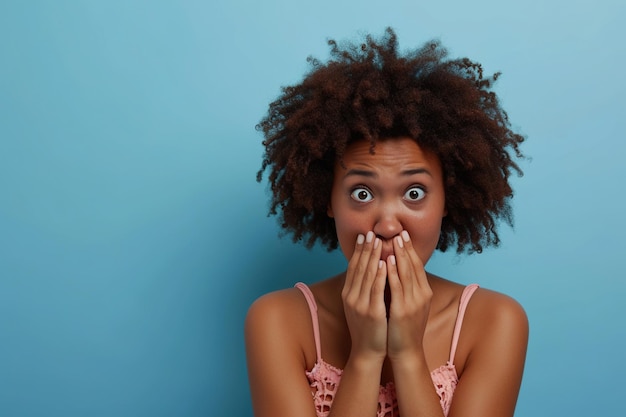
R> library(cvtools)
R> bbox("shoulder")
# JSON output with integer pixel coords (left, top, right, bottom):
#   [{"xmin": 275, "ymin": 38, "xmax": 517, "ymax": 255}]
[
  {"xmin": 245, "ymin": 286, "xmax": 312, "ymax": 340},
  {"xmin": 246, "ymin": 286, "xmax": 307, "ymax": 318},
  {"xmin": 467, "ymin": 287, "xmax": 528, "ymax": 336},
  {"xmin": 428, "ymin": 276, "xmax": 528, "ymax": 335},
  {"xmin": 449, "ymin": 286, "xmax": 529, "ymax": 415},
  {"xmin": 457, "ymin": 286, "xmax": 529, "ymax": 374},
  {"xmin": 245, "ymin": 287, "xmax": 321, "ymax": 417},
  {"xmin": 245, "ymin": 285, "xmax": 318, "ymax": 366}
]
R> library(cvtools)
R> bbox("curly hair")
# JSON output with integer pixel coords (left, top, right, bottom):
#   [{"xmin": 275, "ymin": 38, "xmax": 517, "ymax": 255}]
[{"xmin": 257, "ymin": 28, "xmax": 524, "ymax": 254}]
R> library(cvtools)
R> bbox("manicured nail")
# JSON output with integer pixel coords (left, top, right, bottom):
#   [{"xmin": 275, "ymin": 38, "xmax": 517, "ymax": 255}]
[
  {"xmin": 357, "ymin": 234, "xmax": 364, "ymax": 244},
  {"xmin": 401, "ymin": 230, "xmax": 410, "ymax": 242},
  {"xmin": 374, "ymin": 238, "xmax": 380, "ymax": 248},
  {"xmin": 389, "ymin": 255, "xmax": 396, "ymax": 265},
  {"xmin": 366, "ymin": 231, "xmax": 374, "ymax": 243},
  {"xmin": 396, "ymin": 235, "xmax": 403, "ymax": 248}
]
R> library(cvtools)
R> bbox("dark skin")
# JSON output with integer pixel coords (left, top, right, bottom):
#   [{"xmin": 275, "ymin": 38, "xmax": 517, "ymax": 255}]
[
  {"xmin": 257, "ymin": 30, "xmax": 525, "ymax": 255},
  {"xmin": 308, "ymin": 273, "xmax": 471, "ymax": 385},
  {"xmin": 246, "ymin": 138, "xmax": 528, "ymax": 417},
  {"xmin": 246, "ymin": 273, "xmax": 528, "ymax": 417}
]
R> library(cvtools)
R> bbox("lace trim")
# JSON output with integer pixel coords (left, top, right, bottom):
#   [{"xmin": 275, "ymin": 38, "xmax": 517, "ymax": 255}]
[{"xmin": 305, "ymin": 358, "xmax": 458, "ymax": 417}]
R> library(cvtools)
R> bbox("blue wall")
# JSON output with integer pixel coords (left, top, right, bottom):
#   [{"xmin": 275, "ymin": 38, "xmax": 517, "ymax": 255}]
[{"xmin": 1, "ymin": 1, "xmax": 624, "ymax": 416}]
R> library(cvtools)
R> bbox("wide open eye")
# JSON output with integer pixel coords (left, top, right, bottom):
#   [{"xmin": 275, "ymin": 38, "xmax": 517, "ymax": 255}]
[
  {"xmin": 404, "ymin": 186, "xmax": 426, "ymax": 202},
  {"xmin": 350, "ymin": 187, "xmax": 373, "ymax": 202}
]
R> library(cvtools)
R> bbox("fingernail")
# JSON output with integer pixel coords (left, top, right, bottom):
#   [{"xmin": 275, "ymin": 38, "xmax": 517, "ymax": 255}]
[
  {"xmin": 401, "ymin": 230, "xmax": 410, "ymax": 242},
  {"xmin": 374, "ymin": 238, "xmax": 380, "ymax": 248},
  {"xmin": 366, "ymin": 231, "xmax": 374, "ymax": 243},
  {"xmin": 389, "ymin": 255, "xmax": 396, "ymax": 265},
  {"xmin": 396, "ymin": 235, "xmax": 403, "ymax": 248},
  {"xmin": 379, "ymin": 260, "xmax": 384, "ymax": 269},
  {"xmin": 357, "ymin": 234, "xmax": 364, "ymax": 244}
]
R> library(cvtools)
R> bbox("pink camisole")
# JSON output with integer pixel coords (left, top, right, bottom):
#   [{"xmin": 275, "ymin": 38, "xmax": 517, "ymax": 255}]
[{"xmin": 295, "ymin": 282, "xmax": 479, "ymax": 417}]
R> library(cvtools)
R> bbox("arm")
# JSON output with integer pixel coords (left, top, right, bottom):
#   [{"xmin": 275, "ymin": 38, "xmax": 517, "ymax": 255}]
[
  {"xmin": 326, "ymin": 232, "xmax": 388, "ymax": 417},
  {"xmin": 386, "ymin": 231, "xmax": 446, "ymax": 417},
  {"xmin": 448, "ymin": 291, "xmax": 529, "ymax": 417},
  {"xmin": 387, "ymin": 231, "xmax": 528, "ymax": 417},
  {"xmin": 245, "ymin": 291, "xmax": 319, "ymax": 417},
  {"xmin": 244, "ymin": 272, "xmax": 387, "ymax": 417},
  {"xmin": 246, "ymin": 232, "xmax": 390, "ymax": 417}
]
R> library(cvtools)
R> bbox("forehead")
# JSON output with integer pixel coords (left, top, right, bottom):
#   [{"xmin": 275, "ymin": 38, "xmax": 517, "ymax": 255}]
[{"xmin": 336, "ymin": 137, "xmax": 442, "ymax": 175}]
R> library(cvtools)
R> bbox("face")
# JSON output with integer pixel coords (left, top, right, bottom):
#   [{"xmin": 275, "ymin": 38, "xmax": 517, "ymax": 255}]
[{"xmin": 328, "ymin": 137, "xmax": 446, "ymax": 264}]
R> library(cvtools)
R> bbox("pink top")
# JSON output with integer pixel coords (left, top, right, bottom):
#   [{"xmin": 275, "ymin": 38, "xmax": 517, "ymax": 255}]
[{"xmin": 295, "ymin": 282, "xmax": 479, "ymax": 417}]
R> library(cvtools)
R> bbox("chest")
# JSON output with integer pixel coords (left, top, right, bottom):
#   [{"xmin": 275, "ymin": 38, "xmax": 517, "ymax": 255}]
[{"xmin": 312, "ymin": 304, "xmax": 459, "ymax": 386}]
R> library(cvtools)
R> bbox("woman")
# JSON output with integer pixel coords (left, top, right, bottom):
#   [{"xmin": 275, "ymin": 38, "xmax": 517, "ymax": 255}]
[{"xmin": 246, "ymin": 28, "xmax": 528, "ymax": 417}]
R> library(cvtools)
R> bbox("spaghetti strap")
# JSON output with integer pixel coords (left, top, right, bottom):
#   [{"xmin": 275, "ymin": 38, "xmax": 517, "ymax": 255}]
[
  {"xmin": 449, "ymin": 284, "xmax": 479, "ymax": 364},
  {"xmin": 295, "ymin": 282, "xmax": 322, "ymax": 362}
]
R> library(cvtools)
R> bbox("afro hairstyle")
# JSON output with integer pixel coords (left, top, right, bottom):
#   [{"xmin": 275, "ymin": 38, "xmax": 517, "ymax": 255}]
[{"xmin": 257, "ymin": 28, "xmax": 525, "ymax": 253}]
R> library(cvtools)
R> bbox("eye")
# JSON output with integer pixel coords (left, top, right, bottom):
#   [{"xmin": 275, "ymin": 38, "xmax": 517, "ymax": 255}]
[
  {"xmin": 350, "ymin": 187, "xmax": 373, "ymax": 202},
  {"xmin": 404, "ymin": 186, "xmax": 426, "ymax": 202}
]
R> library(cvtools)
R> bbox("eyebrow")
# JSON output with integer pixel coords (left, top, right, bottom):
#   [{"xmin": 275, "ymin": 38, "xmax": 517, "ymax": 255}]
[{"xmin": 344, "ymin": 168, "xmax": 432, "ymax": 178}]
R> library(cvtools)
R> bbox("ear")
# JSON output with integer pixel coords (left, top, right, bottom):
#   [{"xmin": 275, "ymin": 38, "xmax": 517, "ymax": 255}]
[{"xmin": 327, "ymin": 204, "xmax": 334, "ymax": 218}]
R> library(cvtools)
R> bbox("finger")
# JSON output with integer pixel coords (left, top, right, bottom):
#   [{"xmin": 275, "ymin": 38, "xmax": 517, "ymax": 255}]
[
  {"xmin": 399, "ymin": 230, "xmax": 429, "ymax": 290},
  {"xmin": 344, "ymin": 233, "xmax": 366, "ymax": 298},
  {"xmin": 392, "ymin": 234, "xmax": 415, "ymax": 296},
  {"xmin": 359, "ymin": 232, "xmax": 382, "ymax": 298},
  {"xmin": 386, "ymin": 254, "xmax": 407, "ymax": 318},
  {"xmin": 361, "ymin": 236, "xmax": 383, "ymax": 294},
  {"xmin": 370, "ymin": 259, "xmax": 387, "ymax": 313},
  {"xmin": 386, "ymin": 254, "xmax": 401, "ymax": 296}
]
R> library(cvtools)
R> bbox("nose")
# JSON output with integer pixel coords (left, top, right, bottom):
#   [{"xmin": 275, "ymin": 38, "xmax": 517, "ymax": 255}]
[{"xmin": 372, "ymin": 203, "xmax": 403, "ymax": 241}]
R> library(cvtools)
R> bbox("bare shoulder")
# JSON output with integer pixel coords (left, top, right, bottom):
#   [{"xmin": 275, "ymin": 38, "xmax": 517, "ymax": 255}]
[
  {"xmin": 449, "ymin": 286, "xmax": 529, "ymax": 416},
  {"xmin": 456, "ymin": 285, "xmax": 529, "ymax": 376},
  {"xmin": 467, "ymin": 287, "xmax": 529, "ymax": 336},
  {"xmin": 245, "ymin": 286, "xmax": 312, "ymax": 347},
  {"xmin": 245, "ymin": 286, "xmax": 319, "ymax": 417},
  {"xmin": 246, "ymin": 286, "xmax": 307, "ymax": 321}
]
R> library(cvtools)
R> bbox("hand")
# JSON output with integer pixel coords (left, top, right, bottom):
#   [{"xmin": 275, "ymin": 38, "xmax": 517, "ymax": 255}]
[
  {"xmin": 342, "ymin": 231, "xmax": 388, "ymax": 361},
  {"xmin": 386, "ymin": 230, "xmax": 433, "ymax": 360}
]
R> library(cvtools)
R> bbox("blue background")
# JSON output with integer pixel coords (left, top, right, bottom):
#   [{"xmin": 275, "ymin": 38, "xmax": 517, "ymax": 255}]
[{"xmin": 1, "ymin": 1, "xmax": 624, "ymax": 416}]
